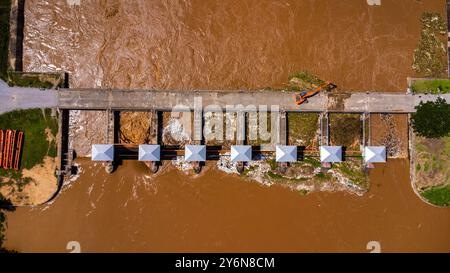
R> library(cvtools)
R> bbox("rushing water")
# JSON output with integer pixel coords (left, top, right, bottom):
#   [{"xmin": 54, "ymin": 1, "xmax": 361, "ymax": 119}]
[{"xmin": 4, "ymin": 0, "xmax": 450, "ymax": 252}]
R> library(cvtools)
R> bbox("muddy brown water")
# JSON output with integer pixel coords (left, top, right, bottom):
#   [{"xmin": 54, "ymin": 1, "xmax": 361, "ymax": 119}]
[
  {"xmin": 4, "ymin": 0, "xmax": 450, "ymax": 252},
  {"xmin": 5, "ymin": 159, "xmax": 450, "ymax": 252}
]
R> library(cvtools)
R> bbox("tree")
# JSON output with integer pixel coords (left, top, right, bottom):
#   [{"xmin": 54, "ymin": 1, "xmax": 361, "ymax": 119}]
[
  {"xmin": 0, "ymin": 194, "xmax": 15, "ymax": 252},
  {"xmin": 411, "ymin": 97, "xmax": 450, "ymax": 138}
]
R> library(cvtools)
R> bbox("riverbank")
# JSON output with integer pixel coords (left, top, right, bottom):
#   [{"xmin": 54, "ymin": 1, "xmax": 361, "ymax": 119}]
[
  {"xmin": 410, "ymin": 131, "xmax": 450, "ymax": 207},
  {"xmin": 0, "ymin": 109, "xmax": 59, "ymax": 206}
]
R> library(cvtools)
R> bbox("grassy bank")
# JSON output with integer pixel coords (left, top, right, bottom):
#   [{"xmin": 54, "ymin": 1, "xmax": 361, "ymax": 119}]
[
  {"xmin": 7, "ymin": 71, "xmax": 65, "ymax": 89},
  {"xmin": 257, "ymin": 156, "xmax": 368, "ymax": 193},
  {"xmin": 413, "ymin": 135, "xmax": 450, "ymax": 207},
  {"xmin": 411, "ymin": 79, "xmax": 450, "ymax": 94},
  {"xmin": 0, "ymin": 0, "xmax": 11, "ymax": 81},
  {"xmin": 421, "ymin": 184, "xmax": 450, "ymax": 207},
  {"xmin": 0, "ymin": 109, "xmax": 58, "ymax": 181}
]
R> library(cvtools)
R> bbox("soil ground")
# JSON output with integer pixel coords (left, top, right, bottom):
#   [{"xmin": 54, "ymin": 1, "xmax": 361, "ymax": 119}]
[{"xmin": 329, "ymin": 113, "xmax": 361, "ymax": 151}]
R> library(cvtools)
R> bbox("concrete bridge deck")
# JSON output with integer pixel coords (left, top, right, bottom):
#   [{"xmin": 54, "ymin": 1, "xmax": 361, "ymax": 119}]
[
  {"xmin": 2, "ymin": 80, "xmax": 450, "ymax": 114},
  {"xmin": 57, "ymin": 88, "xmax": 450, "ymax": 113}
]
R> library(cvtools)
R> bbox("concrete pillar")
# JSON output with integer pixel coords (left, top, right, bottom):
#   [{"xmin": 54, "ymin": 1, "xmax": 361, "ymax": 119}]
[
  {"xmin": 277, "ymin": 111, "xmax": 287, "ymax": 145},
  {"xmin": 236, "ymin": 111, "xmax": 246, "ymax": 145},
  {"xmin": 361, "ymin": 112, "xmax": 370, "ymax": 148},
  {"xmin": 319, "ymin": 112, "xmax": 330, "ymax": 146},
  {"xmin": 106, "ymin": 110, "xmax": 117, "ymax": 144},
  {"xmin": 56, "ymin": 109, "xmax": 70, "ymax": 175},
  {"xmin": 193, "ymin": 109, "xmax": 203, "ymax": 145},
  {"xmin": 150, "ymin": 110, "xmax": 159, "ymax": 144}
]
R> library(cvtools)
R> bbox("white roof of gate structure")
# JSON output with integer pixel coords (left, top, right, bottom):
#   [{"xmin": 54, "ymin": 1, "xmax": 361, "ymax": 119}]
[
  {"xmin": 230, "ymin": 145, "xmax": 252, "ymax": 162},
  {"xmin": 364, "ymin": 146, "xmax": 386, "ymax": 163},
  {"xmin": 138, "ymin": 145, "xmax": 161, "ymax": 161},
  {"xmin": 276, "ymin": 145, "xmax": 297, "ymax": 162},
  {"xmin": 320, "ymin": 146, "xmax": 342, "ymax": 163},
  {"xmin": 91, "ymin": 144, "xmax": 114, "ymax": 161},
  {"xmin": 185, "ymin": 145, "xmax": 206, "ymax": 162}
]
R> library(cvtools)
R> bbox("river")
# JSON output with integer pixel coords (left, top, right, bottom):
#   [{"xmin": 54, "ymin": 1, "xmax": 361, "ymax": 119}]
[{"xmin": 4, "ymin": 0, "xmax": 450, "ymax": 252}]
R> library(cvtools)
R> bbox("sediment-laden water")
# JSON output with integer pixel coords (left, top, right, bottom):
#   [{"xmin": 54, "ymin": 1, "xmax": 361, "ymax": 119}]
[{"xmin": 4, "ymin": 0, "xmax": 450, "ymax": 252}]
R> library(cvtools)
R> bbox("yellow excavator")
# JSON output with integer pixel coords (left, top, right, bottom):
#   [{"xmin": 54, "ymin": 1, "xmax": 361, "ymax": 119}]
[{"xmin": 294, "ymin": 81, "xmax": 336, "ymax": 105}]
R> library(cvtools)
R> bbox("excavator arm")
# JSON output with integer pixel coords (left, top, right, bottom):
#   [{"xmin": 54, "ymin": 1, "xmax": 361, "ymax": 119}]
[{"xmin": 294, "ymin": 81, "xmax": 334, "ymax": 105}]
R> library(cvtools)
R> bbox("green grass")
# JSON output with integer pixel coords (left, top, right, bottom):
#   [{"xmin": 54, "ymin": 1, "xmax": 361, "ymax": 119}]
[
  {"xmin": 411, "ymin": 79, "xmax": 450, "ymax": 94},
  {"xmin": 241, "ymin": 165, "xmax": 256, "ymax": 176},
  {"xmin": 7, "ymin": 73, "xmax": 54, "ymax": 88},
  {"xmin": 0, "ymin": 0, "xmax": 11, "ymax": 81},
  {"xmin": 7, "ymin": 72, "xmax": 64, "ymax": 89},
  {"xmin": 0, "ymin": 109, "xmax": 58, "ymax": 171},
  {"xmin": 266, "ymin": 158, "xmax": 278, "ymax": 171},
  {"xmin": 336, "ymin": 162, "xmax": 367, "ymax": 186},
  {"xmin": 421, "ymin": 184, "xmax": 450, "ymax": 207},
  {"xmin": 415, "ymin": 142, "xmax": 427, "ymax": 153},
  {"xmin": 288, "ymin": 113, "xmax": 319, "ymax": 147},
  {"xmin": 289, "ymin": 71, "xmax": 324, "ymax": 88},
  {"xmin": 266, "ymin": 171, "xmax": 284, "ymax": 180},
  {"xmin": 314, "ymin": 172, "xmax": 332, "ymax": 181},
  {"xmin": 443, "ymin": 137, "xmax": 450, "ymax": 158},
  {"xmin": 303, "ymin": 157, "xmax": 321, "ymax": 168},
  {"xmin": 298, "ymin": 189, "xmax": 309, "ymax": 195}
]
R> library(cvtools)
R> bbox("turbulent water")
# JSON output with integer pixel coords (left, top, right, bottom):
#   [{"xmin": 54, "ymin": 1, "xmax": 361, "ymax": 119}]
[
  {"xmin": 4, "ymin": 0, "xmax": 450, "ymax": 252},
  {"xmin": 22, "ymin": 0, "xmax": 442, "ymax": 91}
]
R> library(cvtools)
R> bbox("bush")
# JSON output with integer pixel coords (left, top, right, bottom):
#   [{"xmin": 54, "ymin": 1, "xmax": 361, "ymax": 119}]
[{"xmin": 411, "ymin": 98, "xmax": 450, "ymax": 138}]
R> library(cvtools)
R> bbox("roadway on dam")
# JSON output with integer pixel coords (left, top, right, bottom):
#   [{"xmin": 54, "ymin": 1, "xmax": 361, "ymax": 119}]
[
  {"xmin": 56, "ymin": 88, "xmax": 450, "ymax": 113},
  {"xmin": 2, "ymin": 80, "xmax": 450, "ymax": 114}
]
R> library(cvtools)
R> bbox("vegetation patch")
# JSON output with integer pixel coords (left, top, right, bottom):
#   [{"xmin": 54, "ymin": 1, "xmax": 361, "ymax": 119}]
[
  {"xmin": 411, "ymin": 79, "xmax": 450, "ymax": 94},
  {"xmin": 7, "ymin": 71, "xmax": 65, "ymax": 89},
  {"xmin": 411, "ymin": 98, "xmax": 450, "ymax": 139},
  {"xmin": 302, "ymin": 157, "xmax": 321, "ymax": 168},
  {"xmin": 287, "ymin": 113, "xmax": 319, "ymax": 149},
  {"xmin": 335, "ymin": 160, "xmax": 367, "ymax": 187},
  {"xmin": 0, "ymin": 109, "xmax": 58, "ymax": 190},
  {"xmin": 240, "ymin": 155, "xmax": 368, "ymax": 195},
  {"xmin": 288, "ymin": 71, "xmax": 325, "ymax": 90},
  {"xmin": 413, "ymin": 134, "xmax": 450, "ymax": 207},
  {"xmin": 412, "ymin": 12, "xmax": 447, "ymax": 78},
  {"xmin": 329, "ymin": 113, "xmax": 361, "ymax": 150},
  {"xmin": 421, "ymin": 184, "xmax": 450, "ymax": 207}
]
